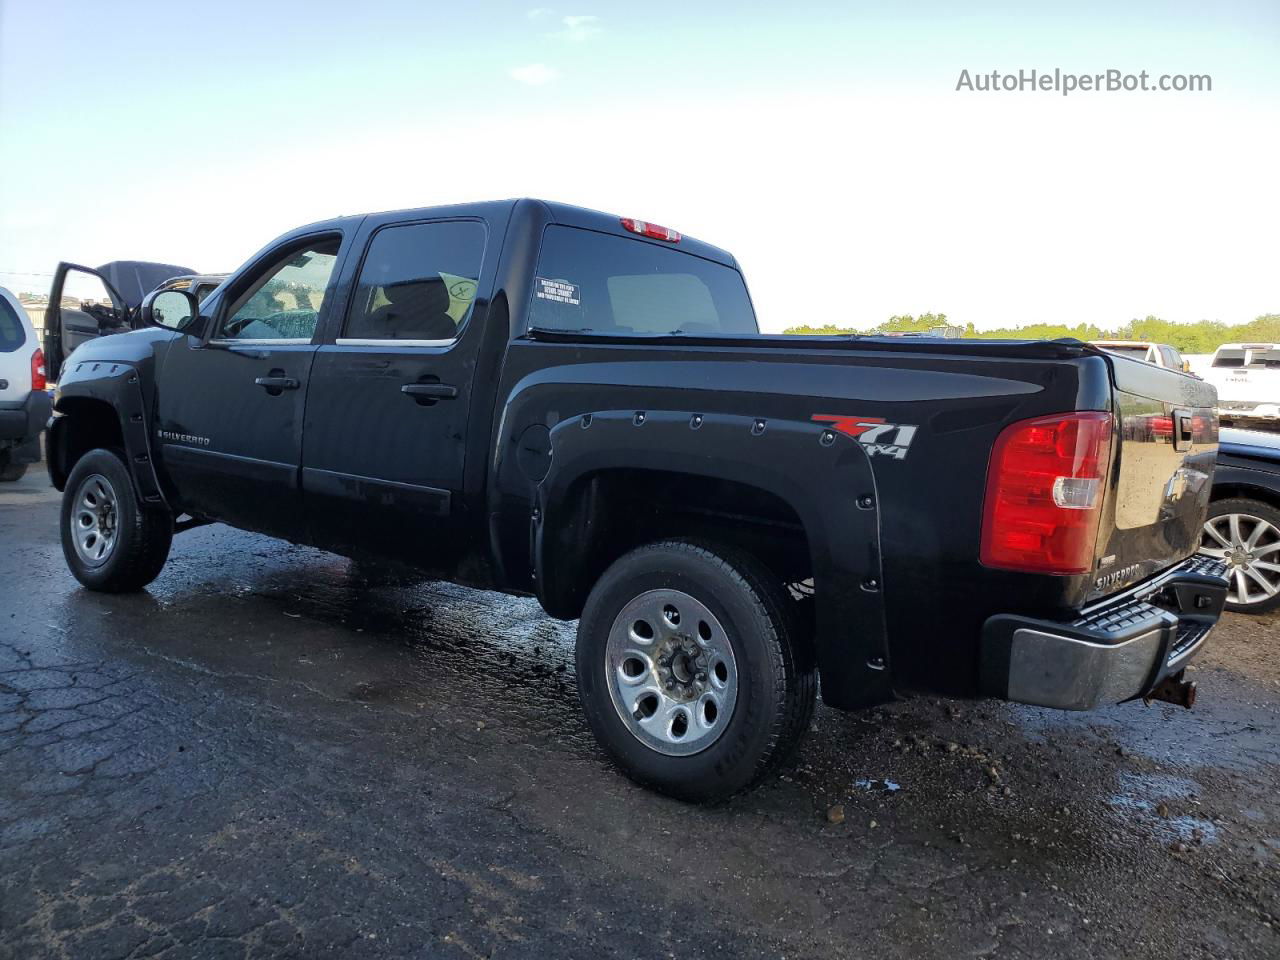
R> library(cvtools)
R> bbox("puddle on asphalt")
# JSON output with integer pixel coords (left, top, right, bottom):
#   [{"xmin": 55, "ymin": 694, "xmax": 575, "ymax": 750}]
[
  {"xmin": 853, "ymin": 777, "xmax": 901, "ymax": 793},
  {"xmin": 1107, "ymin": 771, "xmax": 1220, "ymax": 846}
]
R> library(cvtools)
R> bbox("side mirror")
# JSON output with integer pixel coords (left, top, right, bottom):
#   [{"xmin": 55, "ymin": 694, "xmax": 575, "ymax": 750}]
[{"xmin": 141, "ymin": 289, "xmax": 200, "ymax": 332}]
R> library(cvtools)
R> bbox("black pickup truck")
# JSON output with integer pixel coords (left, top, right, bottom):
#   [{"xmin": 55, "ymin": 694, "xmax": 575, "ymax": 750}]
[{"xmin": 47, "ymin": 199, "xmax": 1229, "ymax": 800}]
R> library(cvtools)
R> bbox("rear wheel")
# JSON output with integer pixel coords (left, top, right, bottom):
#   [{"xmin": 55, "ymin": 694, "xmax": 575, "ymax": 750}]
[
  {"xmin": 1200, "ymin": 498, "xmax": 1280, "ymax": 613},
  {"xmin": 61, "ymin": 448, "xmax": 173, "ymax": 592},
  {"xmin": 576, "ymin": 540, "xmax": 816, "ymax": 802}
]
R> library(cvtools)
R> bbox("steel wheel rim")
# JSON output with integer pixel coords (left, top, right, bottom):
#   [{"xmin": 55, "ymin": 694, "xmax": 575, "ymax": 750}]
[
  {"xmin": 1200, "ymin": 512, "xmax": 1280, "ymax": 606},
  {"xmin": 604, "ymin": 588, "xmax": 738, "ymax": 757},
  {"xmin": 71, "ymin": 473, "xmax": 120, "ymax": 568}
]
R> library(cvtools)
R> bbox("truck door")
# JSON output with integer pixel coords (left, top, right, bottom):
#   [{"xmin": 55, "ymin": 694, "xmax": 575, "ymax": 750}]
[
  {"xmin": 44, "ymin": 261, "xmax": 196, "ymax": 381},
  {"xmin": 301, "ymin": 216, "xmax": 492, "ymax": 568},
  {"xmin": 153, "ymin": 234, "xmax": 344, "ymax": 540},
  {"xmin": 44, "ymin": 265, "xmax": 129, "ymax": 382}
]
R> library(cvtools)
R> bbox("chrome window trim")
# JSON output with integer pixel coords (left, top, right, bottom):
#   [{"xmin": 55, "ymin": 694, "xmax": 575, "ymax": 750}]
[
  {"xmin": 334, "ymin": 338, "xmax": 456, "ymax": 347},
  {"xmin": 208, "ymin": 338, "xmax": 313, "ymax": 346}
]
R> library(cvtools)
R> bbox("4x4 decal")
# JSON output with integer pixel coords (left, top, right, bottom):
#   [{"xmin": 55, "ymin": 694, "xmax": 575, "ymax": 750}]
[{"xmin": 811, "ymin": 414, "xmax": 918, "ymax": 460}]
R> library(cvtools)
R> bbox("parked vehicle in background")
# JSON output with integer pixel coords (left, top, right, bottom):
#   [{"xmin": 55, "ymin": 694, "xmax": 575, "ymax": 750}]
[
  {"xmin": 1200, "ymin": 427, "xmax": 1280, "ymax": 613},
  {"xmin": 1201, "ymin": 343, "xmax": 1280, "ymax": 425},
  {"xmin": 153, "ymin": 274, "xmax": 225, "ymax": 306},
  {"xmin": 45, "ymin": 199, "xmax": 1229, "ymax": 801},
  {"xmin": 43, "ymin": 260, "xmax": 201, "ymax": 381},
  {"xmin": 1090, "ymin": 340, "xmax": 1191, "ymax": 373},
  {"xmin": 0, "ymin": 287, "xmax": 52, "ymax": 481}
]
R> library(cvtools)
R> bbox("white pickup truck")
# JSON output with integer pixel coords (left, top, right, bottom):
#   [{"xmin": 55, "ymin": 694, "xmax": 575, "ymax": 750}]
[{"xmin": 1202, "ymin": 343, "xmax": 1280, "ymax": 423}]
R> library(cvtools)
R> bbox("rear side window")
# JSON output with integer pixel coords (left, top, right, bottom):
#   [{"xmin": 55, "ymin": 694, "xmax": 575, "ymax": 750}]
[
  {"xmin": 343, "ymin": 221, "xmax": 486, "ymax": 342},
  {"xmin": 0, "ymin": 298, "xmax": 26, "ymax": 352},
  {"xmin": 528, "ymin": 226, "xmax": 757, "ymax": 336}
]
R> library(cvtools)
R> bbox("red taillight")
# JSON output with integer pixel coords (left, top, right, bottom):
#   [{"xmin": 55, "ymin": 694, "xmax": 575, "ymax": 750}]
[
  {"xmin": 620, "ymin": 217, "xmax": 681, "ymax": 242},
  {"xmin": 31, "ymin": 347, "xmax": 46, "ymax": 392},
  {"xmin": 980, "ymin": 412, "xmax": 1113, "ymax": 575}
]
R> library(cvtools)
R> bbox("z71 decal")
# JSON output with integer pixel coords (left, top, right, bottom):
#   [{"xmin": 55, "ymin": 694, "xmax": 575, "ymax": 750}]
[{"xmin": 811, "ymin": 414, "xmax": 918, "ymax": 460}]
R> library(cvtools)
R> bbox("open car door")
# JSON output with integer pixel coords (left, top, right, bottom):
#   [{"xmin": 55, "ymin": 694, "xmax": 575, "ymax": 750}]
[{"xmin": 44, "ymin": 260, "xmax": 194, "ymax": 381}]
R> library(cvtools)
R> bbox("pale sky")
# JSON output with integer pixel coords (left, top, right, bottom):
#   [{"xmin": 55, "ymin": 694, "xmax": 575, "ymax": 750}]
[{"xmin": 0, "ymin": 0, "xmax": 1276, "ymax": 332}]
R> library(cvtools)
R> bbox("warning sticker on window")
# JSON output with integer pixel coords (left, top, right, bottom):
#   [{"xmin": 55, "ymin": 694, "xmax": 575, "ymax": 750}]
[{"xmin": 534, "ymin": 277, "xmax": 581, "ymax": 306}]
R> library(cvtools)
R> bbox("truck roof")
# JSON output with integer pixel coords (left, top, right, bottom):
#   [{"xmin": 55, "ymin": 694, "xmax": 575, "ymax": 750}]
[
  {"xmin": 1089, "ymin": 340, "xmax": 1163, "ymax": 348},
  {"xmin": 288, "ymin": 199, "xmax": 740, "ymax": 269}
]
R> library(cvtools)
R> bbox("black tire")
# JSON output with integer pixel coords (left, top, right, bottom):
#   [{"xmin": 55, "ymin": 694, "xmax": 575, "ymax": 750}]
[
  {"xmin": 61, "ymin": 448, "xmax": 173, "ymax": 593},
  {"xmin": 576, "ymin": 540, "xmax": 817, "ymax": 802},
  {"xmin": 1202, "ymin": 498, "xmax": 1280, "ymax": 614},
  {"xmin": 0, "ymin": 451, "xmax": 26, "ymax": 482}
]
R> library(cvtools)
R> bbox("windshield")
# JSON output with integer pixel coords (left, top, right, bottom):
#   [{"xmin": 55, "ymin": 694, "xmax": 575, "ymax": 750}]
[{"xmin": 528, "ymin": 226, "xmax": 757, "ymax": 336}]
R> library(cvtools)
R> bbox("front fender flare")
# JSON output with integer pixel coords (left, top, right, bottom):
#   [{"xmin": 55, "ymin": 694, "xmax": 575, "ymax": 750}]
[{"xmin": 51, "ymin": 361, "xmax": 167, "ymax": 508}]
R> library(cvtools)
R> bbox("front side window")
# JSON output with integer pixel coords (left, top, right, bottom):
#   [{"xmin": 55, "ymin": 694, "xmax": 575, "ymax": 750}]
[
  {"xmin": 343, "ymin": 221, "xmax": 486, "ymax": 342},
  {"xmin": 221, "ymin": 239, "xmax": 340, "ymax": 341},
  {"xmin": 527, "ymin": 226, "xmax": 757, "ymax": 336}
]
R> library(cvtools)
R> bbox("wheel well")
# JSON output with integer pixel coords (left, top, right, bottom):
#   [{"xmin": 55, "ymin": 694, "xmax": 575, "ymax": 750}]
[
  {"xmin": 49, "ymin": 399, "xmax": 124, "ymax": 490},
  {"xmin": 1210, "ymin": 483, "xmax": 1280, "ymax": 511},
  {"xmin": 540, "ymin": 468, "xmax": 813, "ymax": 620}
]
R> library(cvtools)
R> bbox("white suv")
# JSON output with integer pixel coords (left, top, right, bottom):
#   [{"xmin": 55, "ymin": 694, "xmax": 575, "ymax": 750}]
[{"xmin": 0, "ymin": 287, "xmax": 52, "ymax": 481}]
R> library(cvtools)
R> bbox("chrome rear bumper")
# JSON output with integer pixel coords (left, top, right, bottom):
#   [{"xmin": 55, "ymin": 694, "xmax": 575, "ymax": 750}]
[{"xmin": 981, "ymin": 555, "xmax": 1228, "ymax": 711}]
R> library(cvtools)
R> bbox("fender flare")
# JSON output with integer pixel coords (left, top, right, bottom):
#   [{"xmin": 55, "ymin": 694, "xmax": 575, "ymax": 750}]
[
  {"xmin": 1210, "ymin": 463, "xmax": 1280, "ymax": 504},
  {"xmin": 536, "ymin": 408, "xmax": 894, "ymax": 710},
  {"xmin": 49, "ymin": 361, "xmax": 167, "ymax": 509}
]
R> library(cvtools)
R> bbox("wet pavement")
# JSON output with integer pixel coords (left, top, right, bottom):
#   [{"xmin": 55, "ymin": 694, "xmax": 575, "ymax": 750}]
[{"xmin": 1, "ymin": 468, "xmax": 1277, "ymax": 959}]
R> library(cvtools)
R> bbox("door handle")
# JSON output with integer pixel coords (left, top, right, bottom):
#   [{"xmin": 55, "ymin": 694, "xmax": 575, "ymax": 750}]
[
  {"xmin": 254, "ymin": 375, "xmax": 300, "ymax": 394},
  {"xmin": 401, "ymin": 383, "xmax": 458, "ymax": 403}
]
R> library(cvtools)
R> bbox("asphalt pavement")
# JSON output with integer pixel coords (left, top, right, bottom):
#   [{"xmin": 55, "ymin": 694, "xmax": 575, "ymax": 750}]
[{"xmin": 1, "ymin": 468, "xmax": 1277, "ymax": 959}]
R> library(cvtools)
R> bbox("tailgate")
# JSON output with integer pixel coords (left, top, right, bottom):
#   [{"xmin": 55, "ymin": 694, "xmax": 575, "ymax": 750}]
[{"xmin": 1090, "ymin": 355, "xmax": 1218, "ymax": 601}]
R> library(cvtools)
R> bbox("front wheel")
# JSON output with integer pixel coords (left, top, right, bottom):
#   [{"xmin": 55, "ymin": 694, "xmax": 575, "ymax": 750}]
[
  {"xmin": 1199, "ymin": 497, "xmax": 1280, "ymax": 613},
  {"xmin": 0, "ymin": 450, "xmax": 26, "ymax": 482},
  {"xmin": 576, "ymin": 540, "xmax": 816, "ymax": 802},
  {"xmin": 61, "ymin": 448, "xmax": 173, "ymax": 593}
]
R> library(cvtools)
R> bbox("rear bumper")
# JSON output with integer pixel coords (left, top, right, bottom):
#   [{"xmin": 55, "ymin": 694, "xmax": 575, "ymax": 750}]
[
  {"xmin": 0, "ymin": 391, "xmax": 52, "ymax": 456},
  {"xmin": 981, "ymin": 555, "xmax": 1229, "ymax": 711},
  {"xmin": 1218, "ymin": 401, "xmax": 1280, "ymax": 420}
]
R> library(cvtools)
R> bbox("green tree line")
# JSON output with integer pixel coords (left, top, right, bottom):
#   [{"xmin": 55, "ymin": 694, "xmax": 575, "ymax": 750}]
[{"xmin": 782, "ymin": 313, "xmax": 1280, "ymax": 354}]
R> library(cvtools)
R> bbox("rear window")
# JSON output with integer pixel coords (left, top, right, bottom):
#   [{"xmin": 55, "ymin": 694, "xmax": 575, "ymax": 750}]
[
  {"xmin": 1213, "ymin": 349, "xmax": 1246, "ymax": 368},
  {"xmin": 527, "ymin": 226, "xmax": 757, "ymax": 336},
  {"xmin": 0, "ymin": 298, "xmax": 27, "ymax": 352},
  {"xmin": 1100, "ymin": 345, "xmax": 1151, "ymax": 361},
  {"xmin": 1247, "ymin": 348, "xmax": 1280, "ymax": 369}
]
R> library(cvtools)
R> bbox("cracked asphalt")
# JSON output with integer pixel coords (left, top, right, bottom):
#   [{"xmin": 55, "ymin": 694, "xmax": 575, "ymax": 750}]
[{"xmin": 1, "ymin": 467, "xmax": 1277, "ymax": 959}]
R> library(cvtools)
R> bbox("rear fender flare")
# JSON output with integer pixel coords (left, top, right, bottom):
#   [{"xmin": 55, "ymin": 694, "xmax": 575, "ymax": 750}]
[{"xmin": 537, "ymin": 408, "xmax": 894, "ymax": 709}]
